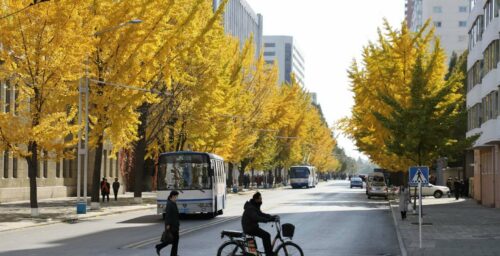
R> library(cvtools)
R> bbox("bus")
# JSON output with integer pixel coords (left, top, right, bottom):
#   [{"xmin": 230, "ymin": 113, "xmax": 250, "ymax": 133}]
[
  {"xmin": 157, "ymin": 151, "xmax": 226, "ymax": 217},
  {"xmin": 289, "ymin": 165, "xmax": 318, "ymax": 189}
]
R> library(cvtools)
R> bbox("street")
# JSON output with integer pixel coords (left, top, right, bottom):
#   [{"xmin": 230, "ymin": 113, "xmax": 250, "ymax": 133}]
[{"xmin": 0, "ymin": 181, "xmax": 400, "ymax": 256}]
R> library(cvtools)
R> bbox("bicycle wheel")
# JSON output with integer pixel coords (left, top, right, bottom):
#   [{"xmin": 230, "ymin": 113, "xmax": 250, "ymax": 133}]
[
  {"xmin": 217, "ymin": 241, "xmax": 245, "ymax": 256},
  {"xmin": 275, "ymin": 241, "xmax": 304, "ymax": 256}
]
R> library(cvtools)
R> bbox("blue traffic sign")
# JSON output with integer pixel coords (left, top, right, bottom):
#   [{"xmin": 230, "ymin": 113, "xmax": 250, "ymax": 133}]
[{"xmin": 409, "ymin": 166, "xmax": 429, "ymax": 186}]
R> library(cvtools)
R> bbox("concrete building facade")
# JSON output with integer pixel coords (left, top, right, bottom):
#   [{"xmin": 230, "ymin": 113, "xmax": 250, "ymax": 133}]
[
  {"xmin": 213, "ymin": 0, "xmax": 263, "ymax": 58},
  {"xmin": 0, "ymin": 81, "xmax": 121, "ymax": 202},
  {"xmin": 263, "ymin": 36, "xmax": 305, "ymax": 87},
  {"xmin": 466, "ymin": 0, "xmax": 500, "ymax": 208},
  {"xmin": 406, "ymin": 0, "xmax": 470, "ymax": 60}
]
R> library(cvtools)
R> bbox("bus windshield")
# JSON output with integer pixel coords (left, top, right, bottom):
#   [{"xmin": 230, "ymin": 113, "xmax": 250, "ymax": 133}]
[
  {"xmin": 158, "ymin": 154, "xmax": 211, "ymax": 190},
  {"xmin": 290, "ymin": 168, "xmax": 310, "ymax": 178}
]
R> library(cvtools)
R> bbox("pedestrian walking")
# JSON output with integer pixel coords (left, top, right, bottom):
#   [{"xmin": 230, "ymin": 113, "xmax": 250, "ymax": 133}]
[
  {"xmin": 156, "ymin": 190, "xmax": 180, "ymax": 256},
  {"xmin": 454, "ymin": 177, "xmax": 461, "ymax": 200},
  {"xmin": 112, "ymin": 178, "xmax": 120, "ymax": 201},
  {"xmin": 399, "ymin": 186, "xmax": 410, "ymax": 220},
  {"xmin": 100, "ymin": 177, "xmax": 110, "ymax": 202}
]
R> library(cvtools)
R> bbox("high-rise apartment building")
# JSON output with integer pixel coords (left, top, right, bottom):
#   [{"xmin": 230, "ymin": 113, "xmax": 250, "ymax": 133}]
[
  {"xmin": 467, "ymin": 0, "xmax": 500, "ymax": 208},
  {"xmin": 213, "ymin": 0, "xmax": 263, "ymax": 58},
  {"xmin": 406, "ymin": 0, "xmax": 470, "ymax": 60},
  {"xmin": 263, "ymin": 36, "xmax": 305, "ymax": 87}
]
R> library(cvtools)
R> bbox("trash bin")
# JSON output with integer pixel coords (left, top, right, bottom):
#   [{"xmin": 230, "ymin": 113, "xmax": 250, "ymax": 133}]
[{"xmin": 76, "ymin": 202, "xmax": 87, "ymax": 214}]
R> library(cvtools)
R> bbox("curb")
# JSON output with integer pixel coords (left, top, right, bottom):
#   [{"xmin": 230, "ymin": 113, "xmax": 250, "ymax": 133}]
[
  {"xmin": 388, "ymin": 200, "xmax": 407, "ymax": 256},
  {"xmin": 0, "ymin": 204, "xmax": 156, "ymax": 233}
]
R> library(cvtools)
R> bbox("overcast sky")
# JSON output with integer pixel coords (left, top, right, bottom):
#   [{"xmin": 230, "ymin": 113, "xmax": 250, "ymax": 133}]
[{"xmin": 245, "ymin": 0, "xmax": 405, "ymax": 160}]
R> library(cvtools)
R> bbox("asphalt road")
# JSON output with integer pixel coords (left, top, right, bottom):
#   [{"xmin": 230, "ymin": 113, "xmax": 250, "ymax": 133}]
[{"xmin": 0, "ymin": 180, "xmax": 401, "ymax": 256}]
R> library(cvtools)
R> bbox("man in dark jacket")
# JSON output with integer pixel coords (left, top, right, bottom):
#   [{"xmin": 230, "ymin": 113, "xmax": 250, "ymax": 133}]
[
  {"xmin": 242, "ymin": 192, "xmax": 278, "ymax": 256},
  {"xmin": 155, "ymin": 191, "xmax": 180, "ymax": 256},
  {"xmin": 454, "ymin": 177, "xmax": 461, "ymax": 200},
  {"xmin": 100, "ymin": 178, "xmax": 110, "ymax": 202},
  {"xmin": 112, "ymin": 178, "xmax": 120, "ymax": 201}
]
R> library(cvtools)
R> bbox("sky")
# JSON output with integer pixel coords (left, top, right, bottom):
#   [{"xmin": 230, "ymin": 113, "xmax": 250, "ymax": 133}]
[{"xmin": 245, "ymin": 0, "xmax": 405, "ymax": 160}]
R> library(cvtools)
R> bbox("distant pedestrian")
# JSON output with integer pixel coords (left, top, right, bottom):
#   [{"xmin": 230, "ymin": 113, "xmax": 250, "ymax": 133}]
[
  {"xmin": 156, "ymin": 190, "xmax": 180, "ymax": 256},
  {"xmin": 112, "ymin": 178, "xmax": 120, "ymax": 201},
  {"xmin": 460, "ymin": 179, "xmax": 466, "ymax": 197},
  {"xmin": 399, "ymin": 186, "xmax": 410, "ymax": 220},
  {"xmin": 463, "ymin": 178, "xmax": 469, "ymax": 197},
  {"xmin": 446, "ymin": 177, "xmax": 453, "ymax": 197},
  {"xmin": 454, "ymin": 177, "xmax": 461, "ymax": 200},
  {"xmin": 101, "ymin": 177, "xmax": 110, "ymax": 202}
]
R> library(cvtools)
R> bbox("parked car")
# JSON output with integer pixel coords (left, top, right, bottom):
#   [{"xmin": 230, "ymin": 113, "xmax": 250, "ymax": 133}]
[
  {"xmin": 411, "ymin": 184, "xmax": 450, "ymax": 198},
  {"xmin": 350, "ymin": 177, "xmax": 363, "ymax": 188},
  {"xmin": 366, "ymin": 172, "xmax": 385, "ymax": 195},
  {"xmin": 367, "ymin": 174, "xmax": 388, "ymax": 199}
]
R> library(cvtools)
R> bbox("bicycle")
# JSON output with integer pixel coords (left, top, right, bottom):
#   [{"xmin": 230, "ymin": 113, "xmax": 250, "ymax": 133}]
[{"xmin": 217, "ymin": 220, "xmax": 304, "ymax": 256}]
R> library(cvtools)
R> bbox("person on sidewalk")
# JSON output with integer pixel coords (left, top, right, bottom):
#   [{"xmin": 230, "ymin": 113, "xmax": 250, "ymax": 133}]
[
  {"xmin": 399, "ymin": 186, "xmax": 410, "ymax": 220},
  {"xmin": 112, "ymin": 178, "xmax": 120, "ymax": 201},
  {"xmin": 242, "ymin": 192, "xmax": 279, "ymax": 256},
  {"xmin": 101, "ymin": 178, "xmax": 110, "ymax": 202},
  {"xmin": 454, "ymin": 177, "xmax": 461, "ymax": 200},
  {"xmin": 156, "ymin": 190, "xmax": 180, "ymax": 256}
]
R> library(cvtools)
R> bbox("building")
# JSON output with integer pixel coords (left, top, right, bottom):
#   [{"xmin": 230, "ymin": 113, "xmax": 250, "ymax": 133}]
[
  {"xmin": 213, "ymin": 0, "xmax": 263, "ymax": 58},
  {"xmin": 263, "ymin": 36, "xmax": 305, "ymax": 87},
  {"xmin": 466, "ymin": 0, "xmax": 500, "ymax": 208},
  {"xmin": 406, "ymin": 0, "xmax": 470, "ymax": 60},
  {"xmin": 309, "ymin": 92, "xmax": 318, "ymax": 105}
]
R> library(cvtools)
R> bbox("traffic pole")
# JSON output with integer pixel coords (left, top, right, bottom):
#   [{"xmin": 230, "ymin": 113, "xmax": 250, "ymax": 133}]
[{"xmin": 419, "ymin": 180, "xmax": 422, "ymax": 249}]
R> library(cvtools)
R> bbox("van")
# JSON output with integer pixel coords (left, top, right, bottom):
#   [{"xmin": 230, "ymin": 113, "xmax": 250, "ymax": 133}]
[{"xmin": 366, "ymin": 172, "xmax": 388, "ymax": 199}]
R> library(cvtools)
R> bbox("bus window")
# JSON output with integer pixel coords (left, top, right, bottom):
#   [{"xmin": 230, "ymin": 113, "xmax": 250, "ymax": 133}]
[{"xmin": 158, "ymin": 154, "xmax": 211, "ymax": 190}]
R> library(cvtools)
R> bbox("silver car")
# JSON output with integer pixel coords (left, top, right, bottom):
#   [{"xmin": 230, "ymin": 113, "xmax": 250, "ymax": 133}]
[{"xmin": 367, "ymin": 181, "xmax": 388, "ymax": 199}]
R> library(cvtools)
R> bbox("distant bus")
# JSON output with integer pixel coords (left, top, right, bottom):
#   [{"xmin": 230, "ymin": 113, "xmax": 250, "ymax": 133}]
[
  {"xmin": 156, "ymin": 151, "xmax": 226, "ymax": 218},
  {"xmin": 289, "ymin": 166, "xmax": 317, "ymax": 189}
]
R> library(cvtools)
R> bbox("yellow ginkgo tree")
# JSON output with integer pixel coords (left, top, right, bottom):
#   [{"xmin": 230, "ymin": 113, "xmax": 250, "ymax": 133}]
[{"xmin": 0, "ymin": 0, "xmax": 93, "ymax": 216}]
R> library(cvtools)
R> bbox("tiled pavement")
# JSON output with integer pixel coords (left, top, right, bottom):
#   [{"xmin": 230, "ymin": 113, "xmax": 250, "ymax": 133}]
[{"xmin": 390, "ymin": 196, "xmax": 500, "ymax": 256}]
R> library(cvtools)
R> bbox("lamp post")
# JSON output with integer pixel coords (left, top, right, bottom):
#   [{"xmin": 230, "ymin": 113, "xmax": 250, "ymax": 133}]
[{"xmin": 76, "ymin": 19, "xmax": 142, "ymax": 214}]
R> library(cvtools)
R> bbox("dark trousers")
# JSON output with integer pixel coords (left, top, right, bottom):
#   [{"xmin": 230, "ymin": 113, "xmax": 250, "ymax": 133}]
[
  {"xmin": 102, "ymin": 193, "xmax": 109, "ymax": 202},
  {"xmin": 455, "ymin": 190, "xmax": 460, "ymax": 200},
  {"xmin": 247, "ymin": 228, "xmax": 273, "ymax": 256},
  {"xmin": 400, "ymin": 211, "xmax": 407, "ymax": 220},
  {"xmin": 113, "ymin": 190, "xmax": 118, "ymax": 201},
  {"xmin": 156, "ymin": 229, "xmax": 179, "ymax": 256}
]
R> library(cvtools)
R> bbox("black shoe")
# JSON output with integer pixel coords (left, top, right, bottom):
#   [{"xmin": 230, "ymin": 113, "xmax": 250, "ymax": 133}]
[{"xmin": 155, "ymin": 245, "xmax": 160, "ymax": 255}]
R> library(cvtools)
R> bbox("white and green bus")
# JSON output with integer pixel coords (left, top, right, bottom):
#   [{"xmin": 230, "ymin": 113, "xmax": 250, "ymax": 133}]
[{"xmin": 157, "ymin": 151, "xmax": 226, "ymax": 218}]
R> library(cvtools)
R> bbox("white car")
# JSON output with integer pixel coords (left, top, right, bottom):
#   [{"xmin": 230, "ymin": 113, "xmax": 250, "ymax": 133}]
[{"xmin": 411, "ymin": 184, "xmax": 450, "ymax": 198}]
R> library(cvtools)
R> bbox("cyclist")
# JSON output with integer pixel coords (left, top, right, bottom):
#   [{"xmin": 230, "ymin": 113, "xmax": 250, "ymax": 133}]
[{"xmin": 242, "ymin": 192, "xmax": 279, "ymax": 256}]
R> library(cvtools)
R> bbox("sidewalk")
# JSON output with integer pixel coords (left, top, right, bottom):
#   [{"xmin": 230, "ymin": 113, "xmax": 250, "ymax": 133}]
[
  {"xmin": 390, "ymin": 196, "xmax": 500, "ymax": 256},
  {"xmin": 0, "ymin": 192, "xmax": 157, "ymax": 232}
]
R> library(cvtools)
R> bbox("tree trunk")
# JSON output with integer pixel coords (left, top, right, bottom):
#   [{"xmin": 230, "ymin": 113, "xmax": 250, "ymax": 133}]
[
  {"xmin": 27, "ymin": 141, "xmax": 39, "ymax": 217},
  {"xmin": 239, "ymin": 159, "xmax": 249, "ymax": 186},
  {"xmin": 133, "ymin": 104, "xmax": 148, "ymax": 202},
  {"xmin": 91, "ymin": 134, "xmax": 104, "ymax": 206}
]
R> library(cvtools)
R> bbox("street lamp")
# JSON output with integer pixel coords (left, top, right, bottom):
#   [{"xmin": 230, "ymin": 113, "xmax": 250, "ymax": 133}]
[{"xmin": 77, "ymin": 19, "xmax": 142, "ymax": 214}]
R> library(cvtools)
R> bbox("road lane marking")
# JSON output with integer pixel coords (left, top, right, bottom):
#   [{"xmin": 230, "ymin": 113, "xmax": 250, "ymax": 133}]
[{"xmin": 123, "ymin": 215, "xmax": 241, "ymax": 249}]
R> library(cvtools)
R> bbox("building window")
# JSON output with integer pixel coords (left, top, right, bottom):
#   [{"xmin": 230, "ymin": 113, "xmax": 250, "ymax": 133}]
[
  {"xmin": 56, "ymin": 160, "xmax": 61, "ymax": 178},
  {"xmin": 433, "ymin": 6, "xmax": 443, "ymax": 13},
  {"xmin": 460, "ymin": 6, "xmax": 468, "ymax": 12},
  {"xmin": 264, "ymin": 43, "xmax": 275, "ymax": 47},
  {"xmin": 103, "ymin": 150, "xmax": 108, "ymax": 177},
  {"xmin": 42, "ymin": 150, "xmax": 48, "ymax": 178},
  {"xmin": 3, "ymin": 151, "xmax": 8, "ymax": 178},
  {"xmin": 265, "ymin": 60, "xmax": 274, "ymax": 65},
  {"xmin": 63, "ymin": 159, "xmax": 68, "ymax": 178},
  {"xmin": 483, "ymin": 40, "xmax": 499, "ymax": 77},
  {"xmin": 12, "ymin": 157, "xmax": 17, "ymax": 178},
  {"xmin": 263, "ymin": 51, "xmax": 275, "ymax": 56},
  {"xmin": 434, "ymin": 21, "xmax": 442, "ymax": 28},
  {"xmin": 459, "ymin": 21, "xmax": 467, "ymax": 27}
]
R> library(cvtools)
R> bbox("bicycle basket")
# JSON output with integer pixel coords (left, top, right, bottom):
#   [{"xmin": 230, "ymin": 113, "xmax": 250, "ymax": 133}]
[{"xmin": 282, "ymin": 223, "xmax": 295, "ymax": 238}]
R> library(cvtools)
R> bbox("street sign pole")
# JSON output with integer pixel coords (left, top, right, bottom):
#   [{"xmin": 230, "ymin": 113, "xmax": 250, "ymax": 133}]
[{"xmin": 418, "ymin": 179, "xmax": 422, "ymax": 249}]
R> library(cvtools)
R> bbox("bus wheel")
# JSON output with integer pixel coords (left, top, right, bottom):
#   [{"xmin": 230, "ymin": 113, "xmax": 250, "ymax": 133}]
[{"xmin": 217, "ymin": 209, "xmax": 223, "ymax": 215}]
